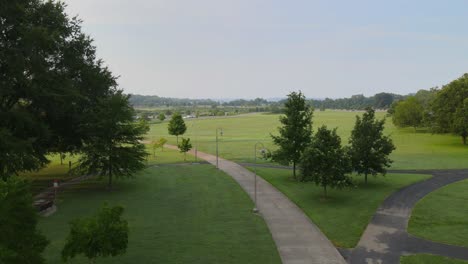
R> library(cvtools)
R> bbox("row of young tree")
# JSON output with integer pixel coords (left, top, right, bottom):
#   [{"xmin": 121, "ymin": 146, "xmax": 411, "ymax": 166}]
[
  {"xmin": 1, "ymin": 1, "xmax": 148, "ymax": 263},
  {"xmin": 272, "ymin": 92, "xmax": 395, "ymax": 197},
  {"xmin": 391, "ymin": 74, "xmax": 468, "ymax": 144}
]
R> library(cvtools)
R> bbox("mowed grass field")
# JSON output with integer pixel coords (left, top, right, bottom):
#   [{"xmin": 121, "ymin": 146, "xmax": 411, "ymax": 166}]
[
  {"xmin": 408, "ymin": 179, "xmax": 468, "ymax": 248},
  {"xmin": 248, "ymin": 167, "xmax": 431, "ymax": 248},
  {"xmin": 147, "ymin": 111, "xmax": 468, "ymax": 170},
  {"xmin": 38, "ymin": 150, "xmax": 281, "ymax": 264},
  {"xmin": 401, "ymin": 254, "xmax": 468, "ymax": 264}
]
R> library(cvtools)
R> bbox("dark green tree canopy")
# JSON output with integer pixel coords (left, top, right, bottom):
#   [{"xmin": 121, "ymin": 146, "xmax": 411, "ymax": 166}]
[
  {"xmin": 0, "ymin": 0, "xmax": 118, "ymax": 179},
  {"xmin": 431, "ymin": 73, "xmax": 468, "ymax": 144},
  {"xmin": 75, "ymin": 91, "xmax": 149, "ymax": 188},
  {"xmin": 271, "ymin": 91, "xmax": 313, "ymax": 179},
  {"xmin": 392, "ymin": 96, "xmax": 424, "ymax": 129},
  {"xmin": 0, "ymin": 178, "xmax": 48, "ymax": 264},
  {"xmin": 62, "ymin": 204, "xmax": 129, "ymax": 262},
  {"xmin": 168, "ymin": 113, "xmax": 187, "ymax": 142},
  {"xmin": 300, "ymin": 126, "xmax": 352, "ymax": 197},
  {"xmin": 348, "ymin": 108, "xmax": 395, "ymax": 184}
]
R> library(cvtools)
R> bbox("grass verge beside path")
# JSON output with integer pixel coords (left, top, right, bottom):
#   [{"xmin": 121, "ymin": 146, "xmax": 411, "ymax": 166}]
[
  {"xmin": 408, "ymin": 179, "xmax": 468, "ymax": 248},
  {"xmin": 248, "ymin": 167, "xmax": 431, "ymax": 248},
  {"xmin": 401, "ymin": 254, "xmax": 468, "ymax": 264},
  {"xmin": 39, "ymin": 162, "xmax": 281, "ymax": 264}
]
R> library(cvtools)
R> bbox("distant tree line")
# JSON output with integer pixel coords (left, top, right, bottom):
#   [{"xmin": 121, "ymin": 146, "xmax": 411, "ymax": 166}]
[
  {"xmin": 390, "ymin": 74, "xmax": 468, "ymax": 145},
  {"xmin": 130, "ymin": 92, "xmax": 405, "ymax": 112},
  {"xmin": 309, "ymin": 92, "xmax": 405, "ymax": 110}
]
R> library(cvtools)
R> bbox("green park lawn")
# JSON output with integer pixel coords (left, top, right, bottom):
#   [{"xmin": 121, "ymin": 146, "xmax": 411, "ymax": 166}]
[
  {"xmin": 147, "ymin": 111, "xmax": 468, "ymax": 169},
  {"xmin": 401, "ymin": 254, "xmax": 468, "ymax": 264},
  {"xmin": 408, "ymin": 179, "xmax": 468, "ymax": 248},
  {"xmin": 247, "ymin": 167, "xmax": 431, "ymax": 248},
  {"xmin": 38, "ymin": 149, "xmax": 281, "ymax": 264},
  {"xmin": 20, "ymin": 154, "xmax": 80, "ymax": 195}
]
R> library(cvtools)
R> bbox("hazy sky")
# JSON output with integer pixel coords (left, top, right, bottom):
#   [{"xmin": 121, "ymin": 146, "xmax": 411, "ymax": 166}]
[{"xmin": 64, "ymin": 0, "xmax": 468, "ymax": 99}]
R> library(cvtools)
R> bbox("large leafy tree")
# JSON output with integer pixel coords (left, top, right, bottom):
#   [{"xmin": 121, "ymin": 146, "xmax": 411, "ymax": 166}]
[
  {"xmin": 0, "ymin": 178, "xmax": 48, "ymax": 264},
  {"xmin": 431, "ymin": 74, "xmax": 468, "ymax": 144},
  {"xmin": 62, "ymin": 204, "xmax": 128, "ymax": 263},
  {"xmin": 76, "ymin": 92, "xmax": 149, "ymax": 188},
  {"xmin": 168, "ymin": 113, "xmax": 187, "ymax": 143},
  {"xmin": 0, "ymin": 0, "xmax": 118, "ymax": 179},
  {"xmin": 271, "ymin": 91, "xmax": 313, "ymax": 179},
  {"xmin": 300, "ymin": 126, "xmax": 352, "ymax": 197},
  {"xmin": 348, "ymin": 108, "xmax": 395, "ymax": 184},
  {"xmin": 392, "ymin": 96, "xmax": 424, "ymax": 129}
]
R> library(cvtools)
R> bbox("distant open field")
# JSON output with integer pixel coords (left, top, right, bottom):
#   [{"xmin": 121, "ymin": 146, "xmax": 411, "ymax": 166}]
[{"xmin": 147, "ymin": 111, "xmax": 468, "ymax": 170}]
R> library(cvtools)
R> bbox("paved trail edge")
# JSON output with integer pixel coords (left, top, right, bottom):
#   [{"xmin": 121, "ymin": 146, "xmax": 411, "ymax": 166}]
[{"xmin": 167, "ymin": 145, "xmax": 346, "ymax": 264}]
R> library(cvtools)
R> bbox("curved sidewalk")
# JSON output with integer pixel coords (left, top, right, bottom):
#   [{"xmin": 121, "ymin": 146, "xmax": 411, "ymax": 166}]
[
  {"xmin": 167, "ymin": 146, "xmax": 346, "ymax": 264},
  {"xmin": 348, "ymin": 169, "xmax": 468, "ymax": 264}
]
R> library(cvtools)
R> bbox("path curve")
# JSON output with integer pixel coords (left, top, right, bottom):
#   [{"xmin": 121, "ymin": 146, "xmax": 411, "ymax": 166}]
[
  {"xmin": 348, "ymin": 169, "xmax": 468, "ymax": 264},
  {"xmin": 167, "ymin": 145, "xmax": 346, "ymax": 264}
]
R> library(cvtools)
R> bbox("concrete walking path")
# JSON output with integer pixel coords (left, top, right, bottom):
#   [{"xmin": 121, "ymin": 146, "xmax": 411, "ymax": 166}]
[
  {"xmin": 348, "ymin": 169, "xmax": 468, "ymax": 264},
  {"xmin": 167, "ymin": 145, "xmax": 346, "ymax": 264}
]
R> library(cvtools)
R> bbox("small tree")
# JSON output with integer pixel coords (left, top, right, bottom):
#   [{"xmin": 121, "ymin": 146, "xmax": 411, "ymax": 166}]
[
  {"xmin": 178, "ymin": 138, "xmax": 193, "ymax": 161},
  {"xmin": 158, "ymin": 113, "xmax": 166, "ymax": 121},
  {"xmin": 0, "ymin": 178, "xmax": 49, "ymax": 264},
  {"xmin": 152, "ymin": 137, "xmax": 168, "ymax": 157},
  {"xmin": 168, "ymin": 113, "xmax": 187, "ymax": 144},
  {"xmin": 348, "ymin": 108, "xmax": 395, "ymax": 184},
  {"xmin": 62, "ymin": 204, "xmax": 129, "ymax": 263},
  {"xmin": 271, "ymin": 91, "xmax": 313, "ymax": 179},
  {"xmin": 300, "ymin": 126, "xmax": 352, "ymax": 197}
]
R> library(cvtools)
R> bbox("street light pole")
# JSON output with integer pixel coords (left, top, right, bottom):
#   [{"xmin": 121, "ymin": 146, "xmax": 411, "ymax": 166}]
[
  {"xmin": 216, "ymin": 128, "xmax": 223, "ymax": 168},
  {"xmin": 253, "ymin": 142, "xmax": 264, "ymax": 213}
]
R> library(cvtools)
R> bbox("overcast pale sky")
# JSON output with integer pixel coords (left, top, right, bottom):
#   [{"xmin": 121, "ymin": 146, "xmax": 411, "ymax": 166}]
[{"xmin": 64, "ymin": 0, "xmax": 468, "ymax": 99}]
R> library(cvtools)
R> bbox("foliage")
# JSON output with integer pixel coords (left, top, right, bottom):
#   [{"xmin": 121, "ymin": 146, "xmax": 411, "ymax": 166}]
[
  {"xmin": 75, "ymin": 92, "xmax": 149, "ymax": 188},
  {"xmin": 431, "ymin": 74, "xmax": 468, "ymax": 144},
  {"xmin": 271, "ymin": 91, "xmax": 313, "ymax": 179},
  {"xmin": 0, "ymin": 178, "xmax": 48, "ymax": 264},
  {"xmin": 311, "ymin": 93, "xmax": 404, "ymax": 110},
  {"xmin": 62, "ymin": 204, "xmax": 129, "ymax": 263},
  {"xmin": 168, "ymin": 113, "xmax": 187, "ymax": 143},
  {"xmin": 300, "ymin": 126, "xmax": 352, "ymax": 197},
  {"xmin": 158, "ymin": 113, "xmax": 166, "ymax": 121},
  {"xmin": 0, "ymin": 0, "xmax": 121, "ymax": 179},
  {"xmin": 39, "ymin": 163, "xmax": 281, "ymax": 263},
  {"xmin": 252, "ymin": 167, "xmax": 430, "ymax": 247},
  {"xmin": 348, "ymin": 108, "xmax": 395, "ymax": 184},
  {"xmin": 392, "ymin": 96, "xmax": 424, "ymax": 128},
  {"xmin": 152, "ymin": 137, "xmax": 168, "ymax": 156},
  {"xmin": 178, "ymin": 138, "xmax": 193, "ymax": 161},
  {"xmin": 453, "ymin": 98, "xmax": 468, "ymax": 145}
]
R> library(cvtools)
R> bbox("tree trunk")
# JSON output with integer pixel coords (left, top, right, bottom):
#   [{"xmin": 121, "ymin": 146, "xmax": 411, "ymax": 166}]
[
  {"xmin": 293, "ymin": 162, "xmax": 296, "ymax": 180},
  {"xmin": 176, "ymin": 136, "xmax": 179, "ymax": 144},
  {"xmin": 365, "ymin": 173, "xmax": 368, "ymax": 184},
  {"xmin": 108, "ymin": 170, "xmax": 113, "ymax": 189},
  {"xmin": 108, "ymin": 157, "xmax": 113, "ymax": 189},
  {"xmin": 60, "ymin": 153, "xmax": 63, "ymax": 165},
  {"xmin": 184, "ymin": 152, "xmax": 186, "ymax": 161},
  {"xmin": 324, "ymin": 185, "xmax": 327, "ymax": 198},
  {"xmin": 463, "ymin": 135, "xmax": 467, "ymax": 145}
]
